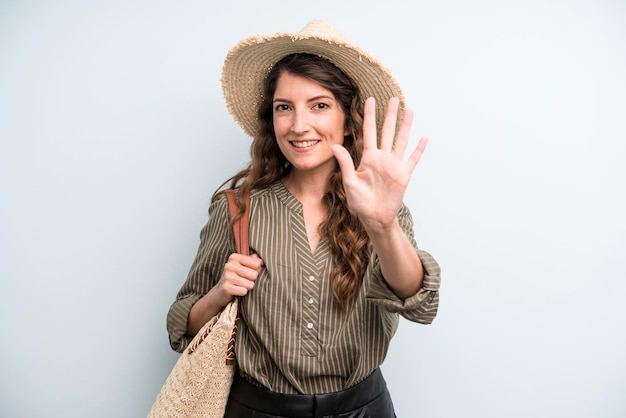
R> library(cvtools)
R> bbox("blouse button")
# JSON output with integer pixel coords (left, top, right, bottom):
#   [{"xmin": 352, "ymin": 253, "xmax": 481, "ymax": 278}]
[
  {"xmin": 308, "ymin": 275, "xmax": 315, "ymax": 282},
  {"xmin": 308, "ymin": 297, "xmax": 314, "ymax": 304},
  {"xmin": 306, "ymin": 322, "xmax": 314, "ymax": 329}
]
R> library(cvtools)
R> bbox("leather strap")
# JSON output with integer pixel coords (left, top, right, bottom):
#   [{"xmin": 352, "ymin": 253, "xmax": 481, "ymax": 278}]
[
  {"xmin": 225, "ymin": 189, "xmax": 250, "ymax": 256},
  {"xmin": 223, "ymin": 189, "xmax": 250, "ymax": 365}
]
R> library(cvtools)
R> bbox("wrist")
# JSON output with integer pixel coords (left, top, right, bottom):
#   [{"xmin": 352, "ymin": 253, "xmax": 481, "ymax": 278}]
[
  {"xmin": 362, "ymin": 217, "xmax": 400, "ymax": 238},
  {"xmin": 205, "ymin": 284, "xmax": 230, "ymax": 310}
]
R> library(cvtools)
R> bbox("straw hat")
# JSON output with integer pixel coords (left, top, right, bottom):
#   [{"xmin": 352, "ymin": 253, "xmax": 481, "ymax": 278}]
[{"xmin": 221, "ymin": 19, "xmax": 405, "ymax": 139}]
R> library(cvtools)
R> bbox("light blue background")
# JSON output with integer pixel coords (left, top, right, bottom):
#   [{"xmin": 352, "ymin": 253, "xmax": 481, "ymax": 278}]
[{"xmin": 1, "ymin": 1, "xmax": 625, "ymax": 417}]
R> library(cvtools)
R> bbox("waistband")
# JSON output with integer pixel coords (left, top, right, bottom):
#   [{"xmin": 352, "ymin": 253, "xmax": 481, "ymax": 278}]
[{"xmin": 229, "ymin": 368, "xmax": 388, "ymax": 417}]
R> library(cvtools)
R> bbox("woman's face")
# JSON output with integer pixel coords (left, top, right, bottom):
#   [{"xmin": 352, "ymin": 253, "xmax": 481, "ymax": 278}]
[{"xmin": 273, "ymin": 71, "xmax": 348, "ymax": 178}]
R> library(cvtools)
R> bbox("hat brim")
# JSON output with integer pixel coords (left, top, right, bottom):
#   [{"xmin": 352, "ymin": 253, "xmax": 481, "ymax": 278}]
[{"xmin": 221, "ymin": 31, "xmax": 405, "ymax": 139}]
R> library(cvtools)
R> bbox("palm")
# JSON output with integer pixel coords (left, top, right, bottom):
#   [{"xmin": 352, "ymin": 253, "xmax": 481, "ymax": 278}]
[{"xmin": 332, "ymin": 97, "xmax": 427, "ymax": 228}]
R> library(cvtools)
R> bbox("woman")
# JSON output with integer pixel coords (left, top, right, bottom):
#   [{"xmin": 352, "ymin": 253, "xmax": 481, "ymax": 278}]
[{"xmin": 166, "ymin": 20, "xmax": 440, "ymax": 417}]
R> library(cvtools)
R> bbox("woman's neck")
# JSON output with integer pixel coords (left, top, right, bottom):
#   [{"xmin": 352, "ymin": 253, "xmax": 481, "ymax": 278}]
[{"xmin": 281, "ymin": 170, "xmax": 330, "ymax": 202}]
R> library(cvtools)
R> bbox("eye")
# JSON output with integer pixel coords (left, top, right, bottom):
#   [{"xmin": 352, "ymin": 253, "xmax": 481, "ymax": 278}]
[
  {"xmin": 274, "ymin": 104, "xmax": 290, "ymax": 112},
  {"xmin": 314, "ymin": 102, "xmax": 329, "ymax": 110}
]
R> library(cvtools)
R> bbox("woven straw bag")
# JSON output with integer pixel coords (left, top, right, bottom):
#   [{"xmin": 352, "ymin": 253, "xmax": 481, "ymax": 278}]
[{"xmin": 148, "ymin": 189, "xmax": 250, "ymax": 418}]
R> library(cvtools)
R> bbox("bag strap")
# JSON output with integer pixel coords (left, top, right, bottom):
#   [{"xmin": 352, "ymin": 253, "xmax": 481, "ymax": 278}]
[
  {"xmin": 223, "ymin": 189, "xmax": 249, "ymax": 366},
  {"xmin": 225, "ymin": 189, "xmax": 250, "ymax": 256}
]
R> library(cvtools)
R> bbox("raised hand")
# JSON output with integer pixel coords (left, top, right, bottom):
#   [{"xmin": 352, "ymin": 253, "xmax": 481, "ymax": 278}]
[{"xmin": 332, "ymin": 97, "xmax": 428, "ymax": 230}]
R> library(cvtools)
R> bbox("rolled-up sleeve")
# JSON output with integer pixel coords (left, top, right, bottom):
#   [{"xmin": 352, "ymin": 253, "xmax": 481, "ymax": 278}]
[
  {"xmin": 366, "ymin": 204, "xmax": 441, "ymax": 324},
  {"xmin": 166, "ymin": 294, "xmax": 203, "ymax": 352},
  {"xmin": 166, "ymin": 194, "xmax": 235, "ymax": 352}
]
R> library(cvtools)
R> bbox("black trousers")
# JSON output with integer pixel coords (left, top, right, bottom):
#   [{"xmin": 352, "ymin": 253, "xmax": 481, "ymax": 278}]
[{"xmin": 223, "ymin": 368, "xmax": 396, "ymax": 418}]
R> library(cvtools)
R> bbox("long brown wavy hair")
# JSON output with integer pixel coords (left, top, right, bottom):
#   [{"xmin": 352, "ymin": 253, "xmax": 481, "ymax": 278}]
[{"xmin": 215, "ymin": 53, "xmax": 369, "ymax": 311}]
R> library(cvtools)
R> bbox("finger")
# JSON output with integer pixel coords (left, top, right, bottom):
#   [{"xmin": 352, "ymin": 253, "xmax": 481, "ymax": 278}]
[
  {"xmin": 380, "ymin": 97, "xmax": 400, "ymax": 152},
  {"xmin": 225, "ymin": 254, "xmax": 263, "ymax": 282},
  {"xmin": 243, "ymin": 253, "xmax": 265, "ymax": 270},
  {"xmin": 228, "ymin": 252, "xmax": 264, "ymax": 269},
  {"xmin": 362, "ymin": 97, "xmax": 377, "ymax": 151},
  {"xmin": 250, "ymin": 253, "xmax": 265, "ymax": 270},
  {"xmin": 405, "ymin": 136, "xmax": 429, "ymax": 172},
  {"xmin": 332, "ymin": 144, "xmax": 356, "ymax": 181},
  {"xmin": 224, "ymin": 263, "xmax": 255, "ymax": 282},
  {"xmin": 392, "ymin": 107, "xmax": 414, "ymax": 158},
  {"xmin": 224, "ymin": 280, "xmax": 253, "ymax": 297},
  {"xmin": 223, "ymin": 265, "xmax": 258, "ymax": 294}
]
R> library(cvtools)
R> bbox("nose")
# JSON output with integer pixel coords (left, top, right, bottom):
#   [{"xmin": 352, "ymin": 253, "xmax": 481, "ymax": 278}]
[{"xmin": 291, "ymin": 109, "xmax": 309, "ymax": 134}]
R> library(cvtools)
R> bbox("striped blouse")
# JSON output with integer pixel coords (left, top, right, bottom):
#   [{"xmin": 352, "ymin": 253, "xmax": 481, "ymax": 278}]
[{"xmin": 166, "ymin": 181, "xmax": 440, "ymax": 394}]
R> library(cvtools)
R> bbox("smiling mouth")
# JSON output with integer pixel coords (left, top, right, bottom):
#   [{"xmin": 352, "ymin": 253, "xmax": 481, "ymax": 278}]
[{"xmin": 290, "ymin": 140, "xmax": 320, "ymax": 148}]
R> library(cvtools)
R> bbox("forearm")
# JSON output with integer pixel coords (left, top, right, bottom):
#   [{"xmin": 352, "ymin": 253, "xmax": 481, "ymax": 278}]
[
  {"xmin": 186, "ymin": 286, "xmax": 228, "ymax": 336},
  {"xmin": 366, "ymin": 218, "xmax": 424, "ymax": 299}
]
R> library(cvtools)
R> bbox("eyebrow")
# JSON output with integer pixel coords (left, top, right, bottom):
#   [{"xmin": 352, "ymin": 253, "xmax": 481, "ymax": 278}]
[{"xmin": 273, "ymin": 94, "xmax": 336, "ymax": 103}]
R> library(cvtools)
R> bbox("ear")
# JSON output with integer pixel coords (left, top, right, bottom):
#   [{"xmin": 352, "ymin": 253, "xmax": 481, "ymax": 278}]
[{"xmin": 343, "ymin": 122, "xmax": 351, "ymax": 138}]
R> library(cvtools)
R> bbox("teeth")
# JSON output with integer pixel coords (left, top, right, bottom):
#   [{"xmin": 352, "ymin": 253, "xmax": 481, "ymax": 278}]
[{"xmin": 292, "ymin": 141, "xmax": 319, "ymax": 148}]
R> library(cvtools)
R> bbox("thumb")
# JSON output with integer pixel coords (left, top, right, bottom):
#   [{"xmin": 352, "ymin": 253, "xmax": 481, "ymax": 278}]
[{"xmin": 331, "ymin": 144, "xmax": 356, "ymax": 178}]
